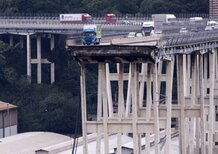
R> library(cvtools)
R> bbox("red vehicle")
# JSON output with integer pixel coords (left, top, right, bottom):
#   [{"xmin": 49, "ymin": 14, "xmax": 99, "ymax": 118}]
[
  {"xmin": 59, "ymin": 13, "xmax": 92, "ymax": 23},
  {"xmin": 105, "ymin": 13, "xmax": 117, "ymax": 24}
]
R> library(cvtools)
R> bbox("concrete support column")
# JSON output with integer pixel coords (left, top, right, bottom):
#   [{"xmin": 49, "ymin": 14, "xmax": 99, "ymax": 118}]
[
  {"xmin": 117, "ymin": 63, "xmax": 124, "ymax": 154},
  {"xmin": 106, "ymin": 63, "xmax": 113, "ymax": 117},
  {"xmin": 26, "ymin": 35, "xmax": 31, "ymax": 83},
  {"xmin": 132, "ymin": 63, "xmax": 139, "ymax": 154},
  {"xmin": 50, "ymin": 34, "xmax": 55, "ymax": 83},
  {"xmin": 177, "ymin": 55, "xmax": 186, "ymax": 154},
  {"xmin": 153, "ymin": 62, "xmax": 160, "ymax": 154},
  {"xmin": 195, "ymin": 55, "xmax": 200, "ymax": 153},
  {"xmin": 199, "ymin": 54, "xmax": 206, "ymax": 154},
  {"xmin": 37, "ymin": 35, "xmax": 42, "ymax": 84},
  {"xmin": 80, "ymin": 64, "xmax": 88, "ymax": 154},
  {"xmin": 190, "ymin": 54, "xmax": 197, "ymax": 154},
  {"xmin": 145, "ymin": 64, "xmax": 152, "ymax": 154},
  {"xmin": 208, "ymin": 52, "xmax": 215, "ymax": 154},
  {"xmin": 96, "ymin": 64, "xmax": 102, "ymax": 154},
  {"xmin": 125, "ymin": 64, "xmax": 132, "ymax": 117},
  {"xmin": 165, "ymin": 58, "xmax": 174, "ymax": 154},
  {"xmin": 9, "ymin": 35, "xmax": 13, "ymax": 46},
  {"xmin": 102, "ymin": 63, "xmax": 109, "ymax": 154}
]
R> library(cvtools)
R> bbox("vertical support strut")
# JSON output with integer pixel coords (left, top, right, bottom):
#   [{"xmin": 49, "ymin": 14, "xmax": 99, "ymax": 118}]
[
  {"xmin": 132, "ymin": 63, "xmax": 139, "ymax": 154},
  {"xmin": 153, "ymin": 62, "xmax": 160, "ymax": 154},
  {"xmin": 145, "ymin": 63, "xmax": 152, "ymax": 154},
  {"xmin": 26, "ymin": 34, "xmax": 31, "ymax": 83},
  {"xmin": 96, "ymin": 64, "xmax": 103, "ymax": 154},
  {"xmin": 106, "ymin": 63, "xmax": 113, "ymax": 117},
  {"xmin": 37, "ymin": 35, "xmax": 42, "ymax": 84},
  {"xmin": 208, "ymin": 52, "xmax": 215, "ymax": 154},
  {"xmin": 117, "ymin": 63, "xmax": 124, "ymax": 154},
  {"xmin": 199, "ymin": 54, "xmax": 206, "ymax": 154},
  {"xmin": 139, "ymin": 63, "xmax": 146, "ymax": 107},
  {"xmin": 190, "ymin": 54, "xmax": 197, "ymax": 154},
  {"xmin": 50, "ymin": 34, "xmax": 55, "ymax": 83},
  {"xmin": 196, "ymin": 55, "xmax": 200, "ymax": 153},
  {"xmin": 101, "ymin": 64, "xmax": 109, "ymax": 154},
  {"xmin": 80, "ymin": 64, "xmax": 88, "ymax": 154},
  {"xmin": 177, "ymin": 55, "xmax": 186, "ymax": 154},
  {"xmin": 165, "ymin": 58, "xmax": 174, "ymax": 154},
  {"xmin": 125, "ymin": 64, "xmax": 132, "ymax": 117}
]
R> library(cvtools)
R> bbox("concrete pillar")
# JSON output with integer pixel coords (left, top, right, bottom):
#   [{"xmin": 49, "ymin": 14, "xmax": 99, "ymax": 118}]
[
  {"xmin": 9, "ymin": 35, "xmax": 13, "ymax": 46},
  {"xmin": 153, "ymin": 62, "xmax": 160, "ymax": 154},
  {"xmin": 139, "ymin": 63, "xmax": 146, "ymax": 107},
  {"xmin": 177, "ymin": 55, "xmax": 186, "ymax": 154},
  {"xmin": 37, "ymin": 35, "xmax": 42, "ymax": 84},
  {"xmin": 199, "ymin": 54, "xmax": 206, "ymax": 154},
  {"xmin": 96, "ymin": 64, "xmax": 103, "ymax": 154},
  {"xmin": 50, "ymin": 34, "xmax": 55, "ymax": 83},
  {"xmin": 165, "ymin": 59, "xmax": 174, "ymax": 154},
  {"xmin": 106, "ymin": 63, "xmax": 113, "ymax": 117},
  {"xmin": 26, "ymin": 35, "xmax": 31, "ymax": 83},
  {"xmin": 117, "ymin": 63, "xmax": 124, "ymax": 154},
  {"xmin": 101, "ymin": 64, "xmax": 109, "ymax": 154},
  {"xmin": 190, "ymin": 54, "xmax": 197, "ymax": 154},
  {"xmin": 80, "ymin": 64, "xmax": 88, "ymax": 154},
  {"xmin": 132, "ymin": 63, "xmax": 139, "ymax": 154},
  {"xmin": 50, "ymin": 34, "xmax": 55, "ymax": 50},
  {"xmin": 125, "ymin": 64, "xmax": 132, "ymax": 117},
  {"xmin": 145, "ymin": 64, "xmax": 152, "ymax": 154},
  {"xmin": 146, "ymin": 64, "xmax": 152, "ymax": 121},
  {"xmin": 208, "ymin": 52, "xmax": 215, "ymax": 154}
]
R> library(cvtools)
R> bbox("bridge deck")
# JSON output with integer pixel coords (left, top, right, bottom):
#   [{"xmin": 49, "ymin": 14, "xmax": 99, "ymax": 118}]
[{"xmin": 69, "ymin": 45, "xmax": 157, "ymax": 63}]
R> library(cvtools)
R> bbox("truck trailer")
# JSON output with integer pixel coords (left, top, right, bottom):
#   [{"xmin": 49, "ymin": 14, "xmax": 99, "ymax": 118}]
[
  {"xmin": 152, "ymin": 14, "xmax": 176, "ymax": 34},
  {"xmin": 59, "ymin": 14, "xmax": 92, "ymax": 23}
]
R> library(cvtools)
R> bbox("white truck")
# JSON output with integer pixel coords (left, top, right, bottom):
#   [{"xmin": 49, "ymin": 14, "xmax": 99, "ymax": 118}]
[
  {"xmin": 152, "ymin": 14, "xmax": 176, "ymax": 34},
  {"xmin": 142, "ymin": 21, "xmax": 154, "ymax": 36},
  {"xmin": 59, "ymin": 14, "xmax": 92, "ymax": 23}
]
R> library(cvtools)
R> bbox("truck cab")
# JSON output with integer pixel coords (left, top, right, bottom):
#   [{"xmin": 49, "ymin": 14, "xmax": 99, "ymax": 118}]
[
  {"xmin": 82, "ymin": 25, "xmax": 101, "ymax": 45},
  {"xmin": 105, "ymin": 14, "xmax": 117, "ymax": 24},
  {"xmin": 142, "ymin": 21, "xmax": 155, "ymax": 36}
]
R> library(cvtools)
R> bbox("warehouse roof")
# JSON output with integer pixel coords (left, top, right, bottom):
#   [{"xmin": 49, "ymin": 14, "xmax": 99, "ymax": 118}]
[
  {"xmin": 0, "ymin": 101, "xmax": 17, "ymax": 111},
  {"xmin": 0, "ymin": 132, "xmax": 71, "ymax": 154}
]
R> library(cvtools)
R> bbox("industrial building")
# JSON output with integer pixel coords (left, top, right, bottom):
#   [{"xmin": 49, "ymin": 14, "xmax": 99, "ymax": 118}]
[{"xmin": 0, "ymin": 101, "xmax": 17, "ymax": 138}]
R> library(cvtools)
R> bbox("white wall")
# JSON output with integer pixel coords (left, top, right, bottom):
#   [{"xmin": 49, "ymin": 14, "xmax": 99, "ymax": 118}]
[{"xmin": 0, "ymin": 125, "xmax": 17, "ymax": 138}]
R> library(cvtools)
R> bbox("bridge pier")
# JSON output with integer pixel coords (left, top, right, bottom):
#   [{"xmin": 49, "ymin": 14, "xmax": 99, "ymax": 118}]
[
  {"xmin": 72, "ymin": 43, "xmax": 218, "ymax": 153},
  {"xmin": 25, "ymin": 34, "xmax": 56, "ymax": 84}
]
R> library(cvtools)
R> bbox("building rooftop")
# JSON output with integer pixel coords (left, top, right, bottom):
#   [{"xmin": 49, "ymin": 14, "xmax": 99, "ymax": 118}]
[
  {"xmin": 0, "ymin": 101, "xmax": 17, "ymax": 111},
  {"xmin": 0, "ymin": 132, "xmax": 72, "ymax": 154}
]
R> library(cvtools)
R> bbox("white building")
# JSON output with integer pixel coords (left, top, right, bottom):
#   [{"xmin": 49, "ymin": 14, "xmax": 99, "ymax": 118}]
[{"xmin": 0, "ymin": 101, "xmax": 17, "ymax": 138}]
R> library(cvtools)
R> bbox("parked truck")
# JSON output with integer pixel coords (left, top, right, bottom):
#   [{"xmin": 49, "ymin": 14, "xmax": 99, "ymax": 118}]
[
  {"xmin": 82, "ymin": 25, "xmax": 102, "ymax": 45},
  {"xmin": 152, "ymin": 14, "xmax": 176, "ymax": 34},
  {"xmin": 59, "ymin": 13, "xmax": 92, "ymax": 23}
]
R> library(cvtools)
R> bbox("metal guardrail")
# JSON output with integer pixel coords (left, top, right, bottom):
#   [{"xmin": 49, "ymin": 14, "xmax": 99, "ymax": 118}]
[{"xmin": 160, "ymin": 30, "xmax": 218, "ymax": 47}]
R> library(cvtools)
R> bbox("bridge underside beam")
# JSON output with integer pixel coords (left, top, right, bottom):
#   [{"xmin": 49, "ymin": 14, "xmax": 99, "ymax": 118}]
[{"xmin": 70, "ymin": 45, "xmax": 156, "ymax": 63}]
